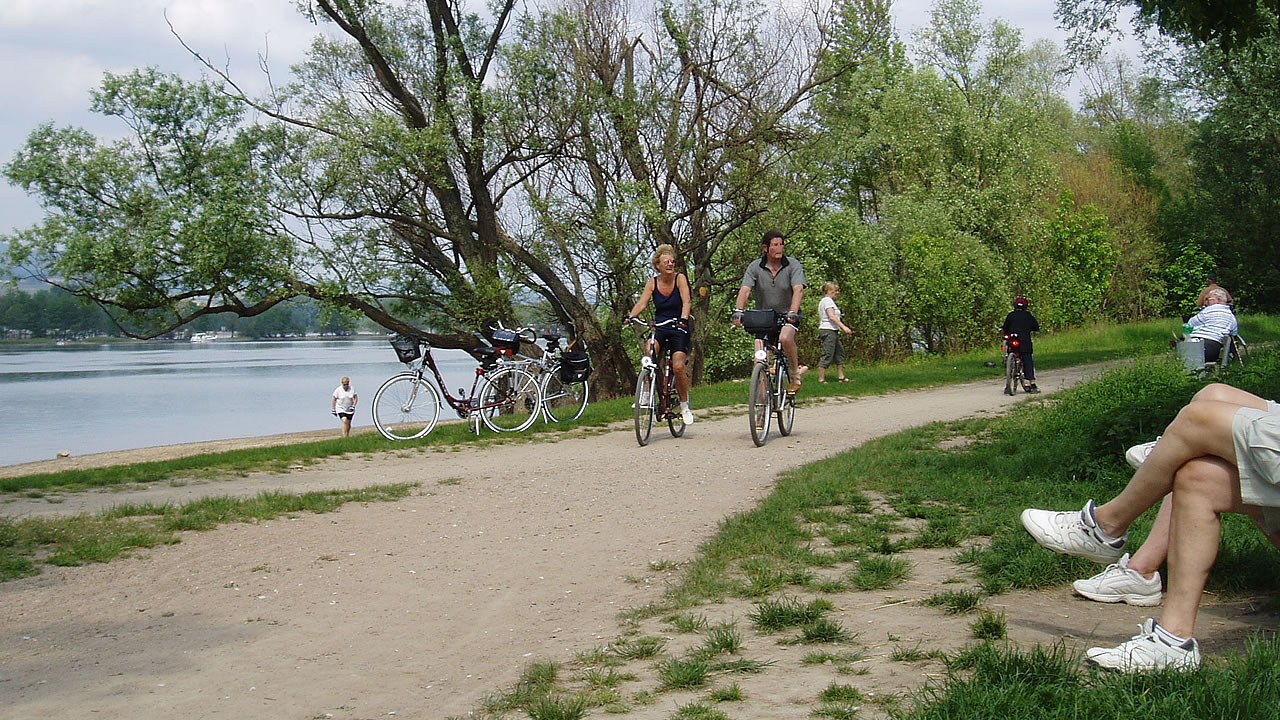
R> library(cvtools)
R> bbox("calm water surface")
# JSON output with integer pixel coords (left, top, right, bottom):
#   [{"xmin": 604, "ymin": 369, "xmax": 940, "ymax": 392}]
[{"xmin": 3, "ymin": 337, "xmax": 477, "ymax": 467}]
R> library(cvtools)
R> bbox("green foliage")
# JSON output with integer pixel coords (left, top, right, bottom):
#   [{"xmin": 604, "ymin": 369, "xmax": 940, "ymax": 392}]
[
  {"xmin": 1036, "ymin": 190, "xmax": 1117, "ymax": 326},
  {"xmin": 1163, "ymin": 242, "xmax": 1217, "ymax": 316}
]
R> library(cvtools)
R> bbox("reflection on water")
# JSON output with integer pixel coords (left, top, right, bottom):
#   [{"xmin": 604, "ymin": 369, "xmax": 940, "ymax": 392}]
[{"xmin": 1, "ymin": 337, "xmax": 477, "ymax": 467}]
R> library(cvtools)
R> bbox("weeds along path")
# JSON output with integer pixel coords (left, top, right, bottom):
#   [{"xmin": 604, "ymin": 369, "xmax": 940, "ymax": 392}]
[{"xmin": 2, "ymin": 366, "xmax": 1103, "ymax": 720}]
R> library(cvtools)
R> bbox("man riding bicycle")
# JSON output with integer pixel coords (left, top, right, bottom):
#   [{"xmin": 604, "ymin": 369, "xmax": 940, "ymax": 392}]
[
  {"xmin": 628, "ymin": 244, "xmax": 695, "ymax": 425},
  {"xmin": 733, "ymin": 230, "xmax": 807, "ymax": 393},
  {"xmin": 1002, "ymin": 295, "xmax": 1040, "ymax": 394}
]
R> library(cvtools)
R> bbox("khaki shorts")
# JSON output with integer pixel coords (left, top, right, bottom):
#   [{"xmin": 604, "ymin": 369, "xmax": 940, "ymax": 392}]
[{"xmin": 1232, "ymin": 406, "xmax": 1280, "ymax": 533}]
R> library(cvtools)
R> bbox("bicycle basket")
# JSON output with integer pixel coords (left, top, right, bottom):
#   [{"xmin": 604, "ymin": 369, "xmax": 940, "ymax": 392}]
[
  {"xmin": 389, "ymin": 334, "xmax": 421, "ymax": 363},
  {"xmin": 559, "ymin": 351, "xmax": 592, "ymax": 383},
  {"xmin": 741, "ymin": 309, "xmax": 777, "ymax": 330},
  {"xmin": 492, "ymin": 328, "xmax": 520, "ymax": 356}
]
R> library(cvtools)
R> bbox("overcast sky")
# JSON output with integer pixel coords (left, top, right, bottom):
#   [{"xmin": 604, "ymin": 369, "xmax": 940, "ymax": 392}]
[{"xmin": 0, "ymin": 0, "xmax": 1136, "ymax": 236}]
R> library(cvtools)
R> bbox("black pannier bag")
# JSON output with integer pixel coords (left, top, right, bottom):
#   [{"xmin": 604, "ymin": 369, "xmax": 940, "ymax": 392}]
[
  {"xmin": 740, "ymin": 309, "xmax": 777, "ymax": 330},
  {"xmin": 390, "ymin": 334, "xmax": 421, "ymax": 363},
  {"xmin": 492, "ymin": 328, "xmax": 521, "ymax": 356},
  {"xmin": 559, "ymin": 351, "xmax": 592, "ymax": 383}
]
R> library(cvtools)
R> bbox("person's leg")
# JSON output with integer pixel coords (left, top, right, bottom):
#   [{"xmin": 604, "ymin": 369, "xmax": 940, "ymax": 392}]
[
  {"xmin": 672, "ymin": 351, "xmax": 690, "ymax": 403},
  {"xmin": 1126, "ymin": 497, "xmax": 1171, "ymax": 576},
  {"xmin": 341, "ymin": 415, "xmax": 352, "ymax": 437},
  {"xmin": 1093, "ymin": 399, "xmax": 1242, "ymax": 538},
  {"xmin": 818, "ymin": 330, "xmax": 833, "ymax": 382},
  {"xmin": 1162, "ymin": 457, "xmax": 1243, "ymax": 637},
  {"xmin": 780, "ymin": 325, "xmax": 806, "ymax": 391},
  {"xmin": 835, "ymin": 337, "xmax": 848, "ymax": 381},
  {"xmin": 1191, "ymin": 383, "xmax": 1268, "ymax": 409}
]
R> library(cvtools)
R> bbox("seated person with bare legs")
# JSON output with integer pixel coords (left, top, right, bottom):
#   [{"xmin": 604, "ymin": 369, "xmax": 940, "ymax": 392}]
[{"xmin": 1020, "ymin": 383, "xmax": 1280, "ymax": 671}]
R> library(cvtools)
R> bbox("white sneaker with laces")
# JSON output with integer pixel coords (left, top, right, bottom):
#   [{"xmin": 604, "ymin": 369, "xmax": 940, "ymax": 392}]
[
  {"xmin": 1085, "ymin": 618, "xmax": 1200, "ymax": 672},
  {"xmin": 681, "ymin": 405, "xmax": 695, "ymax": 425},
  {"xmin": 1125, "ymin": 437, "xmax": 1161, "ymax": 470},
  {"xmin": 1020, "ymin": 500, "xmax": 1127, "ymax": 564},
  {"xmin": 1072, "ymin": 553, "xmax": 1162, "ymax": 606}
]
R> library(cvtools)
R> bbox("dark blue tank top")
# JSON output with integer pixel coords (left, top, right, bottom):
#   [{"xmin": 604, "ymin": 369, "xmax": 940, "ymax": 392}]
[{"xmin": 653, "ymin": 274, "xmax": 684, "ymax": 322}]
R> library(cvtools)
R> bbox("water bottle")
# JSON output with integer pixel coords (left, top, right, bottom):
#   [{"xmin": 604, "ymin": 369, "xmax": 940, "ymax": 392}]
[{"xmin": 1182, "ymin": 322, "xmax": 1194, "ymax": 336}]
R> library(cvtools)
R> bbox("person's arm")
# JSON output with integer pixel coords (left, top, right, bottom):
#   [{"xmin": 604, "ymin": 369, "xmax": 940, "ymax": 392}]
[
  {"xmin": 677, "ymin": 273, "xmax": 692, "ymax": 321},
  {"xmin": 627, "ymin": 278, "xmax": 656, "ymax": 318},
  {"xmin": 352, "ymin": 391, "xmax": 358, "ymax": 409},
  {"xmin": 332, "ymin": 389, "xmax": 339, "ymax": 412},
  {"xmin": 1029, "ymin": 313, "xmax": 1039, "ymax": 333},
  {"xmin": 790, "ymin": 284, "xmax": 805, "ymax": 315},
  {"xmin": 1196, "ymin": 287, "xmax": 1210, "ymax": 308}
]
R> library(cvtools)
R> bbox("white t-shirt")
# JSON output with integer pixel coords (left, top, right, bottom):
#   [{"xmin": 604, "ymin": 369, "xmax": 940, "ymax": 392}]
[
  {"xmin": 818, "ymin": 296, "xmax": 840, "ymax": 331},
  {"xmin": 333, "ymin": 385, "xmax": 357, "ymax": 414}
]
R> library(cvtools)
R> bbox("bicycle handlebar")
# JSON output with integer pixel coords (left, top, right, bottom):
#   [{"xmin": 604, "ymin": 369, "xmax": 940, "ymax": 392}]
[{"xmin": 625, "ymin": 316, "xmax": 688, "ymax": 333}]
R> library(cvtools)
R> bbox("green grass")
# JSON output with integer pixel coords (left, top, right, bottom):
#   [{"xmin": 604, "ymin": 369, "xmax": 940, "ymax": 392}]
[{"xmin": 0, "ymin": 484, "xmax": 415, "ymax": 580}]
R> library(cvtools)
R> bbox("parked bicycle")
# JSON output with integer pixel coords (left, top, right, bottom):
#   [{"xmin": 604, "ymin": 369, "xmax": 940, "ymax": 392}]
[
  {"xmin": 739, "ymin": 309, "xmax": 798, "ymax": 447},
  {"xmin": 627, "ymin": 316, "xmax": 689, "ymax": 446},
  {"xmin": 372, "ymin": 331, "xmax": 542, "ymax": 440},
  {"xmin": 526, "ymin": 331, "xmax": 592, "ymax": 423},
  {"xmin": 1002, "ymin": 331, "xmax": 1027, "ymax": 395}
]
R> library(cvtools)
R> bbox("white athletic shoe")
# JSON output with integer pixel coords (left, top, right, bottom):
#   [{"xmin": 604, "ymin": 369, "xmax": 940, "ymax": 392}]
[
  {"xmin": 681, "ymin": 406, "xmax": 695, "ymax": 425},
  {"xmin": 1125, "ymin": 437, "xmax": 1160, "ymax": 470},
  {"xmin": 1085, "ymin": 618, "xmax": 1201, "ymax": 672},
  {"xmin": 1072, "ymin": 553, "xmax": 1162, "ymax": 606},
  {"xmin": 1020, "ymin": 500, "xmax": 1127, "ymax": 564}
]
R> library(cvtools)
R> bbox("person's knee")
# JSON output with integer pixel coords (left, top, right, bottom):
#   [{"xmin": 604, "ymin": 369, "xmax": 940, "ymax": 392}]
[
  {"xmin": 1171, "ymin": 457, "xmax": 1239, "ymax": 512},
  {"xmin": 1193, "ymin": 384, "xmax": 1235, "ymax": 405}
]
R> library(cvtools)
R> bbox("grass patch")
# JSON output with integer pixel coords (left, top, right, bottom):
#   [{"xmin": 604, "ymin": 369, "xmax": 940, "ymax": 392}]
[
  {"xmin": 748, "ymin": 595, "xmax": 833, "ymax": 632},
  {"xmin": 849, "ymin": 554, "xmax": 912, "ymax": 590},
  {"xmin": 970, "ymin": 610, "xmax": 1007, "ymax": 640},
  {"xmin": 924, "ymin": 589, "xmax": 983, "ymax": 615},
  {"xmin": 0, "ymin": 483, "xmax": 415, "ymax": 580}
]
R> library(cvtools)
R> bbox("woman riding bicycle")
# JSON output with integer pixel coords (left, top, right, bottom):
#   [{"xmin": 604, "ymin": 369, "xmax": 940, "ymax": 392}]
[{"xmin": 628, "ymin": 244, "xmax": 695, "ymax": 425}]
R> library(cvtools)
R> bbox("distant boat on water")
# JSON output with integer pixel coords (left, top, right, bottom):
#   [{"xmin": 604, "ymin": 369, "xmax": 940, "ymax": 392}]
[{"xmin": 189, "ymin": 332, "xmax": 218, "ymax": 343}]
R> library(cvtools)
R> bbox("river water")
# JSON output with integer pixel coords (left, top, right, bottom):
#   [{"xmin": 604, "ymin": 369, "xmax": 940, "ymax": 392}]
[{"xmin": 2, "ymin": 337, "xmax": 477, "ymax": 467}]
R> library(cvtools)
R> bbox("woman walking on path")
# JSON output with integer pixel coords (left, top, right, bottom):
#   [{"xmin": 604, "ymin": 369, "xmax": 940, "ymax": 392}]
[
  {"xmin": 816, "ymin": 282, "xmax": 853, "ymax": 383},
  {"xmin": 332, "ymin": 376, "xmax": 358, "ymax": 437}
]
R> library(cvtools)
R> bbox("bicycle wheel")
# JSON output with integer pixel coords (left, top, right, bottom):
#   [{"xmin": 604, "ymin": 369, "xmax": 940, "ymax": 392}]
[
  {"xmin": 749, "ymin": 361, "xmax": 772, "ymax": 447},
  {"xmin": 541, "ymin": 369, "xmax": 590, "ymax": 422},
  {"xmin": 776, "ymin": 361, "xmax": 796, "ymax": 436},
  {"xmin": 634, "ymin": 367, "xmax": 656, "ymax": 446},
  {"xmin": 1005, "ymin": 352, "xmax": 1018, "ymax": 395},
  {"xmin": 372, "ymin": 374, "xmax": 441, "ymax": 440},
  {"xmin": 479, "ymin": 367, "xmax": 541, "ymax": 432}
]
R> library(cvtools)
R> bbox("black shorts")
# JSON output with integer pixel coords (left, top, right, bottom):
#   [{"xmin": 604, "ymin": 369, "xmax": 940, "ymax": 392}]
[
  {"xmin": 655, "ymin": 327, "xmax": 691, "ymax": 356},
  {"xmin": 336, "ymin": 411, "xmax": 354, "ymax": 419}
]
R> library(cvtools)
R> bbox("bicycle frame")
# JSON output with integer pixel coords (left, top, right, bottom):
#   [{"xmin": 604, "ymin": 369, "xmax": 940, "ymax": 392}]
[
  {"xmin": 628, "ymin": 317, "xmax": 688, "ymax": 445},
  {"xmin": 409, "ymin": 342, "xmax": 530, "ymax": 419},
  {"xmin": 742, "ymin": 314, "xmax": 799, "ymax": 446}
]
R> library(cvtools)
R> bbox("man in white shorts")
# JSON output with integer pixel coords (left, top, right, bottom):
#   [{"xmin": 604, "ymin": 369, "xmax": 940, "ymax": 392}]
[{"xmin": 1020, "ymin": 383, "xmax": 1280, "ymax": 672}]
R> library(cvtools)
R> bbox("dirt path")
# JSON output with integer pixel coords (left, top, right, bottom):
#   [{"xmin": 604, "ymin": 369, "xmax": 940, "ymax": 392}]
[{"xmin": 1, "ymin": 365, "xmax": 1272, "ymax": 720}]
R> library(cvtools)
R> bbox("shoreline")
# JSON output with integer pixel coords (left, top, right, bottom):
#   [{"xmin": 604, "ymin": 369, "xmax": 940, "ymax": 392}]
[{"xmin": 0, "ymin": 425, "xmax": 383, "ymax": 480}]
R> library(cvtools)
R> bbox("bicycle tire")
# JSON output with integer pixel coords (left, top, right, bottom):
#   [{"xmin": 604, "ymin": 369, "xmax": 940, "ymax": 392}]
[
  {"xmin": 1005, "ymin": 352, "xmax": 1018, "ymax": 395},
  {"xmin": 749, "ymin": 361, "xmax": 772, "ymax": 447},
  {"xmin": 776, "ymin": 361, "xmax": 795, "ymax": 436},
  {"xmin": 635, "ymin": 366, "xmax": 655, "ymax": 446},
  {"xmin": 372, "ymin": 374, "xmax": 441, "ymax": 440},
  {"xmin": 479, "ymin": 366, "xmax": 541, "ymax": 432},
  {"xmin": 541, "ymin": 369, "xmax": 590, "ymax": 422},
  {"xmin": 666, "ymin": 370, "xmax": 686, "ymax": 438}
]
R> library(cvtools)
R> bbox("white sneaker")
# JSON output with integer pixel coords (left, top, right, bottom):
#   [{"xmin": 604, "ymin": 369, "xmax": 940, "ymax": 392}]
[
  {"xmin": 681, "ymin": 406, "xmax": 695, "ymax": 425},
  {"xmin": 1125, "ymin": 437, "xmax": 1161, "ymax": 470},
  {"xmin": 1020, "ymin": 500, "xmax": 1127, "ymax": 564},
  {"xmin": 1072, "ymin": 553, "xmax": 1162, "ymax": 606},
  {"xmin": 1085, "ymin": 618, "xmax": 1201, "ymax": 672}
]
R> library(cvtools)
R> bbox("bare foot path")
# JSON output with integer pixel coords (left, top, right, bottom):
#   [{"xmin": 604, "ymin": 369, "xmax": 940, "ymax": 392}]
[{"xmin": 2, "ymin": 365, "xmax": 1269, "ymax": 720}]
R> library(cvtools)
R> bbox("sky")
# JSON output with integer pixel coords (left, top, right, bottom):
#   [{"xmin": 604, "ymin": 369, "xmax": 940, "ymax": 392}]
[{"xmin": 0, "ymin": 0, "xmax": 1139, "ymax": 238}]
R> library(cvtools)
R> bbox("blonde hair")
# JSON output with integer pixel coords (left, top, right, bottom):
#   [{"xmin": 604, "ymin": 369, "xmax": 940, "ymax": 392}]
[
  {"xmin": 1207, "ymin": 288, "xmax": 1229, "ymax": 304},
  {"xmin": 821, "ymin": 281, "xmax": 839, "ymax": 296},
  {"xmin": 652, "ymin": 244, "xmax": 677, "ymax": 271}
]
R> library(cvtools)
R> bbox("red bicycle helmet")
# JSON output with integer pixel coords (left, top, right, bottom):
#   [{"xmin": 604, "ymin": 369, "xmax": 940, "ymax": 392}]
[{"xmin": 1014, "ymin": 296, "xmax": 1029, "ymax": 308}]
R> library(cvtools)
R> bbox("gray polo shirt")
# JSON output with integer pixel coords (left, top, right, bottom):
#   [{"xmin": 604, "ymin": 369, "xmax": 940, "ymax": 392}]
[{"xmin": 741, "ymin": 256, "xmax": 806, "ymax": 314}]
